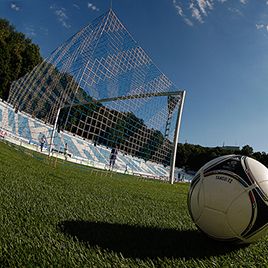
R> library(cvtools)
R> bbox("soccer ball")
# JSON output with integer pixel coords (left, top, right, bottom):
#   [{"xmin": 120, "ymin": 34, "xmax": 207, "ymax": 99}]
[{"xmin": 188, "ymin": 154, "xmax": 268, "ymax": 243}]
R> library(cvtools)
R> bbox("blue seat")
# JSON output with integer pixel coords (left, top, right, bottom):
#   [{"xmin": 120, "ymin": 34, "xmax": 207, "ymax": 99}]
[
  {"xmin": 8, "ymin": 109, "xmax": 16, "ymax": 134},
  {"xmin": 83, "ymin": 149, "xmax": 94, "ymax": 161},
  {"xmin": 89, "ymin": 145, "xmax": 108, "ymax": 164},
  {"xmin": 62, "ymin": 135, "xmax": 82, "ymax": 158},
  {"xmin": 18, "ymin": 114, "xmax": 32, "ymax": 140}
]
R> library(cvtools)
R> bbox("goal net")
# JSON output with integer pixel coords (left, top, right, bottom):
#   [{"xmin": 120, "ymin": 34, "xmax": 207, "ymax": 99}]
[{"xmin": 7, "ymin": 9, "xmax": 185, "ymax": 182}]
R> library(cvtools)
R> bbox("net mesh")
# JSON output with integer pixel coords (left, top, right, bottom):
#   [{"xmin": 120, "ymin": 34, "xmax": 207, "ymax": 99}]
[{"xmin": 8, "ymin": 9, "xmax": 184, "ymax": 167}]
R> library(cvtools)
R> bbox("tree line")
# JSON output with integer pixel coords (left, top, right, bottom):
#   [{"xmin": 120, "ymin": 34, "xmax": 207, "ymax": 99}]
[
  {"xmin": 176, "ymin": 143, "xmax": 268, "ymax": 172},
  {"xmin": 0, "ymin": 18, "xmax": 42, "ymax": 101}
]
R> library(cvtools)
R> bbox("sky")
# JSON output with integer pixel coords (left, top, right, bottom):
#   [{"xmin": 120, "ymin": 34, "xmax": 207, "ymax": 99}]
[{"xmin": 1, "ymin": 0, "xmax": 268, "ymax": 152}]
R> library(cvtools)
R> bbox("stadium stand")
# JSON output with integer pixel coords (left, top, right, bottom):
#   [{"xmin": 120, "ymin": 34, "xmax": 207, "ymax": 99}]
[{"xmin": 0, "ymin": 100, "xmax": 192, "ymax": 181}]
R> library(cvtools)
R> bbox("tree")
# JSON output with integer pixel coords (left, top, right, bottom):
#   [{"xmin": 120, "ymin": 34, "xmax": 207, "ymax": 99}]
[
  {"xmin": 176, "ymin": 143, "xmax": 260, "ymax": 172},
  {"xmin": 0, "ymin": 18, "xmax": 42, "ymax": 100},
  {"xmin": 241, "ymin": 145, "xmax": 253, "ymax": 156}
]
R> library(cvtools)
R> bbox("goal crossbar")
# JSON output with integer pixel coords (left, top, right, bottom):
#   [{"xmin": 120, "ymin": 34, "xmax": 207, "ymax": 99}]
[
  {"xmin": 98, "ymin": 90, "xmax": 183, "ymax": 103},
  {"xmin": 64, "ymin": 90, "xmax": 183, "ymax": 109}
]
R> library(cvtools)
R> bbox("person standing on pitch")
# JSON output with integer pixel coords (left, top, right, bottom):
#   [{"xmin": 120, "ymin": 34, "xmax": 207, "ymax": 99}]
[
  {"xmin": 39, "ymin": 133, "xmax": 46, "ymax": 152},
  {"xmin": 109, "ymin": 146, "xmax": 118, "ymax": 170},
  {"xmin": 64, "ymin": 142, "xmax": 68, "ymax": 160}
]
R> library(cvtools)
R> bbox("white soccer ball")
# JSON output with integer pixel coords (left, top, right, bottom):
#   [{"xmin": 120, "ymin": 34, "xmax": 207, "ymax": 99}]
[{"xmin": 188, "ymin": 154, "xmax": 268, "ymax": 243}]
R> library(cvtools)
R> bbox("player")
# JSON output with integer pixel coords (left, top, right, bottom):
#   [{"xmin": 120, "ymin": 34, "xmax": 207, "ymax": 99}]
[
  {"xmin": 64, "ymin": 143, "xmax": 68, "ymax": 160},
  {"xmin": 39, "ymin": 134, "xmax": 46, "ymax": 152},
  {"xmin": 109, "ymin": 146, "xmax": 118, "ymax": 170}
]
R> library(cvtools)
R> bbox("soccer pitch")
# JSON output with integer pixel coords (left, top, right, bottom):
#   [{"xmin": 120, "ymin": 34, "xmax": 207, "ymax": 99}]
[{"xmin": 0, "ymin": 141, "xmax": 268, "ymax": 267}]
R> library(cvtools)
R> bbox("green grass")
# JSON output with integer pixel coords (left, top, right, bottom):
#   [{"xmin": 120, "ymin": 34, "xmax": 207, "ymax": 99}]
[{"xmin": 1, "ymin": 141, "xmax": 268, "ymax": 267}]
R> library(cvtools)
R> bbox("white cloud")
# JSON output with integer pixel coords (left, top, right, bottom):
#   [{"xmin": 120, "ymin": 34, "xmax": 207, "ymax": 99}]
[
  {"xmin": 88, "ymin": 2, "xmax": 99, "ymax": 11},
  {"xmin": 228, "ymin": 7, "xmax": 243, "ymax": 16},
  {"xmin": 172, "ymin": 0, "xmax": 249, "ymax": 26},
  {"xmin": 190, "ymin": 4, "xmax": 204, "ymax": 23},
  {"xmin": 172, "ymin": 0, "xmax": 212, "ymax": 26},
  {"xmin": 50, "ymin": 5, "xmax": 71, "ymax": 29},
  {"xmin": 173, "ymin": 0, "xmax": 194, "ymax": 26},
  {"xmin": 73, "ymin": 4, "xmax": 80, "ymax": 10},
  {"xmin": 40, "ymin": 27, "xmax": 49, "ymax": 36},
  {"xmin": 10, "ymin": 3, "xmax": 20, "ymax": 11},
  {"xmin": 25, "ymin": 25, "xmax": 36, "ymax": 37},
  {"xmin": 197, "ymin": 0, "xmax": 214, "ymax": 15},
  {"xmin": 24, "ymin": 24, "xmax": 49, "ymax": 37},
  {"xmin": 173, "ymin": 0, "xmax": 184, "ymax": 16},
  {"xmin": 184, "ymin": 18, "xmax": 194, "ymax": 26},
  {"xmin": 256, "ymin": 23, "xmax": 268, "ymax": 32},
  {"xmin": 197, "ymin": 0, "xmax": 207, "ymax": 15},
  {"xmin": 206, "ymin": 1, "xmax": 214, "ymax": 10},
  {"xmin": 256, "ymin": 24, "xmax": 264, "ymax": 30}
]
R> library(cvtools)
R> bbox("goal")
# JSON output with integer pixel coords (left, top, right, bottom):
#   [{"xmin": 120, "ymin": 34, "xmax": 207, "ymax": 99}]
[{"xmin": 8, "ymin": 9, "xmax": 186, "ymax": 183}]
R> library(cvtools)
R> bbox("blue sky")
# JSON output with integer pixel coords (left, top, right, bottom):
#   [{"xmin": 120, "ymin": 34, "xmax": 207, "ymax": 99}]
[{"xmin": 1, "ymin": 0, "xmax": 268, "ymax": 152}]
